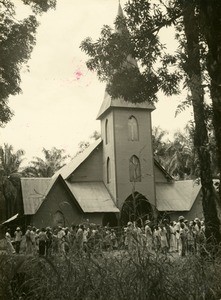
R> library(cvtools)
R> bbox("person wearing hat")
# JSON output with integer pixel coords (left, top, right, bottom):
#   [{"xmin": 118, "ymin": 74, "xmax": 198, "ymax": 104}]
[{"xmin": 14, "ymin": 227, "xmax": 23, "ymax": 254}]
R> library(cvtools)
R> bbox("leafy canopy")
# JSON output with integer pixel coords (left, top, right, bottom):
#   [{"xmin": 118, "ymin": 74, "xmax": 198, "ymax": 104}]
[{"xmin": 0, "ymin": 0, "xmax": 56, "ymax": 127}]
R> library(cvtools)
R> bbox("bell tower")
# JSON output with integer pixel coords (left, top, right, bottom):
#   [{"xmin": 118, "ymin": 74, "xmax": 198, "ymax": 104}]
[{"xmin": 97, "ymin": 4, "xmax": 156, "ymax": 211}]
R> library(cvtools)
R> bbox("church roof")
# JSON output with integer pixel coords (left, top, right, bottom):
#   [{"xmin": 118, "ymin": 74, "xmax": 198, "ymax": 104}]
[
  {"xmin": 21, "ymin": 178, "xmax": 52, "ymax": 215},
  {"xmin": 97, "ymin": 91, "xmax": 155, "ymax": 119},
  {"xmin": 65, "ymin": 181, "xmax": 119, "ymax": 213},
  {"xmin": 156, "ymin": 180, "xmax": 201, "ymax": 211},
  {"xmin": 53, "ymin": 138, "xmax": 102, "ymax": 180}
]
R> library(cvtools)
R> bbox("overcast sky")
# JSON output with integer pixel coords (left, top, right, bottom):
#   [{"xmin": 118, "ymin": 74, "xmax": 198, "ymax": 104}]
[{"xmin": 0, "ymin": 0, "xmax": 192, "ymax": 165}]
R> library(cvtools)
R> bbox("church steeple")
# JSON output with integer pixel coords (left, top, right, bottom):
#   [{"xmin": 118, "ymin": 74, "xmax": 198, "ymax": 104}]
[
  {"xmin": 97, "ymin": 4, "xmax": 155, "ymax": 120},
  {"xmin": 117, "ymin": 2, "xmax": 124, "ymax": 18},
  {"xmin": 97, "ymin": 4, "xmax": 156, "ymax": 210}
]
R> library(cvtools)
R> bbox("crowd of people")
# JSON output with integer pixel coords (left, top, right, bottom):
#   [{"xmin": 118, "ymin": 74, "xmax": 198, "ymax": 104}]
[
  {"xmin": 125, "ymin": 216, "xmax": 206, "ymax": 256},
  {"xmin": 4, "ymin": 215, "xmax": 206, "ymax": 257}
]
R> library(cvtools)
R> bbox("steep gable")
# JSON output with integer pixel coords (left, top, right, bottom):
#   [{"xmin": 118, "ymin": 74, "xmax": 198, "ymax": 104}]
[{"xmin": 53, "ymin": 138, "xmax": 102, "ymax": 180}]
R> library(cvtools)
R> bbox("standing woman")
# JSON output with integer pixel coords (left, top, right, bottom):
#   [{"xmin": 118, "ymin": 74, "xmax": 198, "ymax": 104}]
[
  {"xmin": 5, "ymin": 228, "xmax": 15, "ymax": 254},
  {"xmin": 144, "ymin": 220, "xmax": 153, "ymax": 252},
  {"xmin": 160, "ymin": 224, "xmax": 169, "ymax": 254},
  {"xmin": 25, "ymin": 226, "xmax": 33, "ymax": 255},
  {"xmin": 169, "ymin": 222, "xmax": 176, "ymax": 252}
]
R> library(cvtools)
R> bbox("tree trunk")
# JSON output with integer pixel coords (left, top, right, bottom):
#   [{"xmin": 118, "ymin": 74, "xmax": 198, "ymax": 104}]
[
  {"xmin": 182, "ymin": 0, "xmax": 221, "ymax": 245},
  {"xmin": 199, "ymin": 1, "xmax": 221, "ymax": 200}
]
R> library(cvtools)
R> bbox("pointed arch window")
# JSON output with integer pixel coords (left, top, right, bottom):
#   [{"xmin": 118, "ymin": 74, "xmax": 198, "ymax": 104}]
[
  {"xmin": 128, "ymin": 116, "xmax": 139, "ymax": 141},
  {"xmin": 105, "ymin": 119, "xmax": 110, "ymax": 144},
  {"xmin": 107, "ymin": 157, "xmax": 111, "ymax": 183},
  {"xmin": 129, "ymin": 155, "xmax": 141, "ymax": 182}
]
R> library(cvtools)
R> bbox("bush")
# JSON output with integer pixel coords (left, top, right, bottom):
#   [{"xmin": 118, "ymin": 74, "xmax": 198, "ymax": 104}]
[{"xmin": 1, "ymin": 249, "xmax": 221, "ymax": 300}]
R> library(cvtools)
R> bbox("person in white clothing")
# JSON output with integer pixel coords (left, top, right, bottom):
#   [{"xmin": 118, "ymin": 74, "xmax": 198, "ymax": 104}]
[{"xmin": 5, "ymin": 228, "xmax": 15, "ymax": 254}]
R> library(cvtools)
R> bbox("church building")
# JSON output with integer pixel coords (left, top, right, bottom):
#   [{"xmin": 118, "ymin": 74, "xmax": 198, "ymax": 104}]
[{"xmin": 1, "ymin": 4, "xmax": 204, "ymax": 230}]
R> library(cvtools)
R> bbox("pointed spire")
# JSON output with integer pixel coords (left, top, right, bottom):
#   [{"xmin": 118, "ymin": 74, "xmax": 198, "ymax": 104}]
[
  {"xmin": 96, "ymin": 2, "xmax": 156, "ymax": 120},
  {"xmin": 115, "ymin": 2, "xmax": 125, "ymax": 33},
  {"xmin": 117, "ymin": 2, "xmax": 124, "ymax": 18}
]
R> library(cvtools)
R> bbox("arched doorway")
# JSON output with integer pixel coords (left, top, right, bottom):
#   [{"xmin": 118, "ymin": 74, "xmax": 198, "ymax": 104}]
[
  {"xmin": 102, "ymin": 212, "xmax": 118, "ymax": 227},
  {"xmin": 120, "ymin": 192, "xmax": 153, "ymax": 227}
]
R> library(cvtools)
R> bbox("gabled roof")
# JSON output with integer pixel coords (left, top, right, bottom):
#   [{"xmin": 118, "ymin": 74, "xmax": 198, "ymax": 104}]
[
  {"xmin": 53, "ymin": 138, "xmax": 102, "ymax": 180},
  {"xmin": 97, "ymin": 91, "xmax": 155, "ymax": 120},
  {"xmin": 65, "ymin": 181, "xmax": 119, "ymax": 213},
  {"xmin": 21, "ymin": 178, "xmax": 52, "ymax": 215},
  {"xmin": 154, "ymin": 159, "xmax": 173, "ymax": 182},
  {"xmin": 156, "ymin": 180, "xmax": 201, "ymax": 211}
]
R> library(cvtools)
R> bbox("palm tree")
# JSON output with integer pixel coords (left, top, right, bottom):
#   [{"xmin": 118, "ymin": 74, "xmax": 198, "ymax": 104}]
[
  {"xmin": 152, "ymin": 126, "xmax": 170, "ymax": 167},
  {"xmin": 0, "ymin": 144, "xmax": 25, "ymax": 221},
  {"xmin": 23, "ymin": 147, "xmax": 69, "ymax": 177},
  {"xmin": 165, "ymin": 127, "xmax": 198, "ymax": 180}
]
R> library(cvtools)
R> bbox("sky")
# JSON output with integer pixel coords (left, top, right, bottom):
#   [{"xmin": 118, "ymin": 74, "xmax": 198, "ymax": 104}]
[{"xmin": 0, "ymin": 0, "xmax": 192, "ymax": 165}]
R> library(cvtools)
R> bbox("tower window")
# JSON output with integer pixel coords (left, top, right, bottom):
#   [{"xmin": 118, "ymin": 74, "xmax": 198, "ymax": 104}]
[
  {"xmin": 129, "ymin": 155, "xmax": 141, "ymax": 182},
  {"xmin": 128, "ymin": 116, "xmax": 139, "ymax": 141},
  {"xmin": 105, "ymin": 119, "xmax": 109, "ymax": 144},
  {"xmin": 107, "ymin": 157, "xmax": 111, "ymax": 183}
]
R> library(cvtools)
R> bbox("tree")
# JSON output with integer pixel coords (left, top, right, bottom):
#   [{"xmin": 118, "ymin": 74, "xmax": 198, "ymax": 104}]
[
  {"xmin": 80, "ymin": 1, "xmax": 221, "ymax": 244},
  {"xmin": 23, "ymin": 147, "xmax": 69, "ymax": 177},
  {"xmin": 0, "ymin": 144, "xmax": 25, "ymax": 221},
  {"xmin": 0, "ymin": 0, "xmax": 56, "ymax": 126},
  {"xmin": 165, "ymin": 129, "xmax": 197, "ymax": 179},
  {"xmin": 152, "ymin": 126, "xmax": 169, "ymax": 166},
  {"xmin": 197, "ymin": 1, "xmax": 221, "ymax": 200},
  {"xmin": 74, "ymin": 130, "xmax": 101, "ymax": 157}
]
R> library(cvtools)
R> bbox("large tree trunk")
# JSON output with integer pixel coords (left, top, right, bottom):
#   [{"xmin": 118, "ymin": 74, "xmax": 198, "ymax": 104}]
[
  {"xmin": 199, "ymin": 1, "xmax": 221, "ymax": 200},
  {"xmin": 182, "ymin": 1, "xmax": 221, "ymax": 245}
]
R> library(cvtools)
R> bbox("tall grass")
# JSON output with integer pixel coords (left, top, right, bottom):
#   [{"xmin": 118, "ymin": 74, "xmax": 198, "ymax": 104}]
[{"xmin": 1, "ymin": 247, "xmax": 221, "ymax": 300}]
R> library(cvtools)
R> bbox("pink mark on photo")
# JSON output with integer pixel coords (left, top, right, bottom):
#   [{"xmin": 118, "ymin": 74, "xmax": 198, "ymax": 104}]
[{"xmin": 74, "ymin": 69, "xmax": 83, "ymax": 80}]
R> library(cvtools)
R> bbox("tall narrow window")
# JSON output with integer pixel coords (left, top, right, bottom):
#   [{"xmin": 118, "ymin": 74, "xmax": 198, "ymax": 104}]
[
  {"xmin": 105, "ymin": 119, "xmax": 109, "ymax": 144},
  {"xmin": 107, "ymin": 157, "xmax": 111, "ymax": 183},
  {"xmin": 128, "ymin": 116, "xmax": 139, "ymax": 141},
  {"xmin": 129, "ymin": 155, "xmax": 141, "ymax": 182}
]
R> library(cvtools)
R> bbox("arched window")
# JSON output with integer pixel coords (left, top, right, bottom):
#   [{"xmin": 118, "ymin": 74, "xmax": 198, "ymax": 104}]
[
  {"xmin": 129, "ymin": 155, "xmax": 141, "ymax": 182},
  {"xmin": 105, "ymin": 119, "xmax": 109, "ymax": 144},
  {"xmin": 128, "ymin": 116, "xmax": 139, "ymax": 141},
  {"xmin": 107, "ymin": 157, "xmax": 111, "ymax": 183}
]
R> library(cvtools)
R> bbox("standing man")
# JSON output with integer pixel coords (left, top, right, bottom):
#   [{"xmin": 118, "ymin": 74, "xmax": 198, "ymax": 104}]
[{"xmin": 14, "ymin": 227, "xmax": 22, "ymax": 254}]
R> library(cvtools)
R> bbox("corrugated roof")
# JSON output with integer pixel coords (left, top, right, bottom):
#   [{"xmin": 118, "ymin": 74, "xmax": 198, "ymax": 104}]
[
  {"xmin": 97, "ymin": 90, "xmax": 155, "ymax": 120},
  {"xmin": 52, "ymin": 138, "xmax": 102, "ymax": 180},
  {"xmin": 156, "ymin": 180, "xmax": 201, "ymax": 211},
  {"xmin": 65, "ymin": 181, "xmax": 119, "ymax": 213},
  {"xmin": 21, "ymin": 178, "xmax": 52, "ymax": 215}
]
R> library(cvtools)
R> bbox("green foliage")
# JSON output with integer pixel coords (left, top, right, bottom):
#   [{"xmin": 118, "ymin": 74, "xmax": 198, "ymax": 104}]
[{"xmin": 0, "ymin": 0, "xmax": 56, "ymax": 127}]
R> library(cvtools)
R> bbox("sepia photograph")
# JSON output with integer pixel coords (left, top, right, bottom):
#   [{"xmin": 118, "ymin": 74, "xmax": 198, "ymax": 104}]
[{"xmin": 0, "ymin": 0, "xmax": 221, "ymax": 299}]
